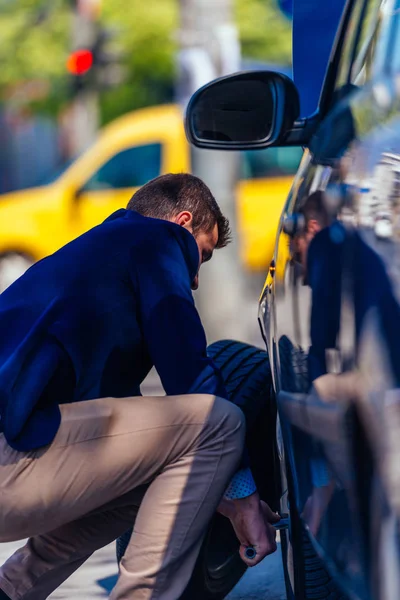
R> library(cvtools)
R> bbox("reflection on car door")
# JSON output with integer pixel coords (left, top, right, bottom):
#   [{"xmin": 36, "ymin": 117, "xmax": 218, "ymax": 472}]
[{"xmin": 275, "ymin": 0, "xmax": 400, "ymax": 599}]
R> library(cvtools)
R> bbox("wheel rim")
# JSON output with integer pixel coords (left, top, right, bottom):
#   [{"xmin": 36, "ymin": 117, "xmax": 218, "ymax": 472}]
[
  {"xmin": 0, "ymin": 254, "xmax": 33, "ymax": 293},
  {"xmin": 204, "ymin": 515, "xmax": 242, "ymax": 581}
]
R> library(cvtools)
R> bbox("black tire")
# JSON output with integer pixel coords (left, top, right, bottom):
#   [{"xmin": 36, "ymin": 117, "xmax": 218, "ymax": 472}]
[
  {"xmin": 300, "ymin": 531, "xmax": 347, "ymax": 600},
  {"xmin": 278, "ymin": 335, "xmax": 347, "ymax": 600},
  {"xmin": 280, "ymin": 527, "xmax": 295, "ymax": 600},
  {"xmin": 116, "ymin": 529, "xmax": 132, "ymax": 566},
  {"xmin": 117, "ymin": 339, "xmax": 279, "ymax": 600},
  {"xmin": 281, "ymin": 514, "xmax": 347, "ymax": 600},
  {"xmin": 207, "ymin": 340, "xmax": 281, "ymax": 511}
]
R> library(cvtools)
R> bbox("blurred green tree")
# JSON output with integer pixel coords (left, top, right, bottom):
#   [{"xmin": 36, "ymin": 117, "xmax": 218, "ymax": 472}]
[
  {"xmin": 236, "ymin": 0, "xmax": 291, "ymax": 63},
  {"xmin": 0, "ymin": 0, "xmax": 291, "ymax": 123},
  {"xmin": 99, "ymin": 0, "xmax": 178, "ymax": 125},
  {"xmin": 0, "ymin": 0, "xmax": 70, "ymax": 113}
]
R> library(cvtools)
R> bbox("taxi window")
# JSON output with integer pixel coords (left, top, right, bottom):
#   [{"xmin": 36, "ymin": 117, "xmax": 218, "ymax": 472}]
[
  {"xmin": 82, "ymin": 143, "xmax": 162, "ymax": 191},
  {"xmin": 241, "ymin": 147, "xmax": 303, "ymax": 180}
]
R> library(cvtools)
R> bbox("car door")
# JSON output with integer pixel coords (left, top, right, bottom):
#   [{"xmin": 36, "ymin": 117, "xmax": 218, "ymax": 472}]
[{"xmin": 273, "ymin": 0, "xmax": 400, "ymax": 598}]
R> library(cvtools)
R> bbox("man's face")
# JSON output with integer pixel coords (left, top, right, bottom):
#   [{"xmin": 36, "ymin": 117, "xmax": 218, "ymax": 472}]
[
  {"xmin": 294, "ymin": 230, "xmax": 313, "ymax": 270},
  {"xmin": 294, "ymin": 219, "xmax": 322, "ymax": 273},
  {"xmin": 191, "ymin": 223, "xmax": 219, "ymax": 290}
]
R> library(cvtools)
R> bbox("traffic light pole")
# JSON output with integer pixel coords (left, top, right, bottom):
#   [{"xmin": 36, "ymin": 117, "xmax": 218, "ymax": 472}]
[
  {"xmin": 68, "ymin": 1, "xmax": 100, "ymax": 156},
  {"xmin": 178, "ymin": 0, "xmax": 252, "ymax": 343}
]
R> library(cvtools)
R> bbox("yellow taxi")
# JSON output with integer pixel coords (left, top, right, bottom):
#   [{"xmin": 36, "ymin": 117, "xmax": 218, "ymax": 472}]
[{"xmin": 0, "ymin": 104, "xmax": 301, "ymax": 290}]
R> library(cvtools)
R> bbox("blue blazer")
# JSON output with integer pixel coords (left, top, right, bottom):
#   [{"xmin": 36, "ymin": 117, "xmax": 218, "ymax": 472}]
[{"xmin": 0, "ymin": 210, "xmax": 227, "ymax": 451}]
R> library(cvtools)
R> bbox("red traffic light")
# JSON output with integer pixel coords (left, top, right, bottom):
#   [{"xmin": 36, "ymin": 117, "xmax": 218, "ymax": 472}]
[{"xmin": 66, "ymin": 49, "xmax": 93, "ymax": 76}]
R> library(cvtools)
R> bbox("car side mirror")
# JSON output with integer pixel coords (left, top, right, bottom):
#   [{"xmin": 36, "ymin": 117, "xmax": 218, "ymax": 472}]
[{"xmin": 185, "ymin": 70, "xmax": 301, "ymax": 151}]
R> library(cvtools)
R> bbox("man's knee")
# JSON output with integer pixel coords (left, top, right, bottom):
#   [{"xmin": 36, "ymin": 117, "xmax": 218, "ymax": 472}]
[{"xmin": 201, "ymin": 394, "xmax": 245, "ymax": 444}]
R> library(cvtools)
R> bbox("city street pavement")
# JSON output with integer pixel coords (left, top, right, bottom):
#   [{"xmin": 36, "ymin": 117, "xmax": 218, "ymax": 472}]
[{"xmin": 0, "ymin": 537, "xmax": 286, "ymax": 599}]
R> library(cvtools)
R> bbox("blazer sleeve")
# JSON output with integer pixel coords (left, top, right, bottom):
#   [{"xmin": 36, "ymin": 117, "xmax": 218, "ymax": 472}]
[
  {"xmin": 0, "ymin": 337, "xmax": 69, "ymax": 451},
  {"xmin": 130, "ymin": 232, "xmax": 227, "ymax": 398}
]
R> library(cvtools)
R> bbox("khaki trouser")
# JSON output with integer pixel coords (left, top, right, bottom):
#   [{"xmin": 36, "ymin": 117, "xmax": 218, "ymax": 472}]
[{"xmin": 0, "ymin": 394, "xmax": 244, "ymax": 600}]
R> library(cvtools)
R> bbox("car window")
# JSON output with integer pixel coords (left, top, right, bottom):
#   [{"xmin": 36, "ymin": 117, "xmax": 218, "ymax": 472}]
[
  {"xmin": 82, "ymin": 143, "xmax": 162, "ymax": 192},
  {"xmin": 384, "ymin": 0, "xmax": 400, "ymax": 73},
  {"xmin": 334, "ymin": 0, "xmax": 391, "ymax": 93},
  {"xmin": 241, "ymin": 147, "xmax": 303, "ymax": 180},
  {"xmin": 334, "ymin": 0, "xmax": 368, "ymax": 92},
  {"xmin": 351, "ymin": 0, "xmax": 389, "ymax": 84}
]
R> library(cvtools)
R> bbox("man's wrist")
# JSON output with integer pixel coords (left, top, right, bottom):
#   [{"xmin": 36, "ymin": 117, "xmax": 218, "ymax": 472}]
[
  {"xmin": 217, "ymin": 491, "xmax": 259, "ymax": 519},
  {"xmin": 217, "ymin": 496, "xmax": 236, "ymax": 519},
  {"xmin": 231, "ymin": 491, "xmax": 259, "ymax": 510}
]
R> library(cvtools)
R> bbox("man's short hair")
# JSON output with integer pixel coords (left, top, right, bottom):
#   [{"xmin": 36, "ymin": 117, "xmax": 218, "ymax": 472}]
[
  {"xmin": 127, "ymin": 173, "xmax": 231, "ymax": 249},
  {"xmin": 300, "ymin": 190, "xmax": 330, "ymax": 229}
]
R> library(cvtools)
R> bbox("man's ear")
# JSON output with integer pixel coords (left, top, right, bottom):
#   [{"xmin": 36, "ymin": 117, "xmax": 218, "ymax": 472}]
[{"xmin": 173, "ymin": 211, "xmax": 193, "ymax": 230}]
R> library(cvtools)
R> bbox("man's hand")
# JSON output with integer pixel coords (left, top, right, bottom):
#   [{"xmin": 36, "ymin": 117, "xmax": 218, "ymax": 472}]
[{"xmin": 217, "ymin": 492, "xmax": 279, "ymax": 567}]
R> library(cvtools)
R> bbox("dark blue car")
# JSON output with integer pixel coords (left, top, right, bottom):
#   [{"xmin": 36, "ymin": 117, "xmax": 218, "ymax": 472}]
[{"xmin": 184, "ymin": 0, "xmax": 400, "ymax": 599}]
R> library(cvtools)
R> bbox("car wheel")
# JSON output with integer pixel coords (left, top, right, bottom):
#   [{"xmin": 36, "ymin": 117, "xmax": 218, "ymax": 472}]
[
  {"xmin": 281, "ymin": 510, "xmax": 348, "ymax": 600},
  {"xmin": 0, "ymin": 252, "xmax": 34, "ymax": 293},
  {"xmin": 116, "ymin": 339, "xmax": 280, "ymax": 599},
  {"xmin": 280, "ymin": 443, "xmax": 348, "ymax": 600},
  {"xmin": 278, "ymin": 335, "xmax": 348, "ymax": 600}
]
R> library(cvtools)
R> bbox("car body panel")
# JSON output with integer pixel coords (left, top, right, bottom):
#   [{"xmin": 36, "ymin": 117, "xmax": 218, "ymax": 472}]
[
  {"xmin": 256, "ymin": 1, "xmax": 400, "ymax": 599},
  {"xmin": 0, "ymin": 106, "xmax": 188, "ymax": 263},
  {"xmin": 0, "ymin": 185, "xmax": 72, "ymax": 259},
  {"xmin": 184, "ymin": 0, "xmax": 400, "ymax": 597}
]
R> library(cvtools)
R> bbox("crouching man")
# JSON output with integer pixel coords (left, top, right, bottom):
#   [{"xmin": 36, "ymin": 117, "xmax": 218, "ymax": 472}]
[{"xmin": 0, "ymin": 173, "xmax": 276, "ymax": 600}]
